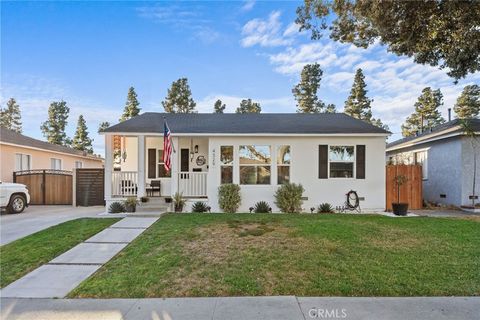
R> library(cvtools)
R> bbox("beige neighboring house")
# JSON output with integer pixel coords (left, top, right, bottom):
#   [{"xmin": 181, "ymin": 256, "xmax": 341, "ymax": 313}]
[{"xmin": 0, "ymin": 127, "xmax": 103, "ymax": 182}]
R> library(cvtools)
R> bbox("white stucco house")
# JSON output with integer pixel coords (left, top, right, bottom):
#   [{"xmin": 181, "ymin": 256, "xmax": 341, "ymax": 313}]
[
  {"xmin": 386, "ymin": 119, "xmax": 480, "ymax": 208},
  {"xmin": 102, "ymin": 113, "xmax": 389, "ymax": 212}
]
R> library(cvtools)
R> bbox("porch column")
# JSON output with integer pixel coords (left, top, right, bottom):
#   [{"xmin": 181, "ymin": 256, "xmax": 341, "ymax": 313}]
[
  {"xmin": 137, "ymin": 135, "xmax": 146, "ymax": 198},
  {"xmin": 170, "ymin": 136, "xmax": 180, "ymax": 197},
  {"xmin": 104, "ymin": 134, "xmax": 113, "ymax": 202}
]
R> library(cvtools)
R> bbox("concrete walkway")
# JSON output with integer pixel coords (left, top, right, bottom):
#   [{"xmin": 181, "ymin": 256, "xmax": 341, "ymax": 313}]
[
  {"xmin": 1, "ymin": 296, "xmax": 478, "ymax": 320},
  {"xmin": 0, "ymin": 217, "xmax": 158, "ymax": 298}
]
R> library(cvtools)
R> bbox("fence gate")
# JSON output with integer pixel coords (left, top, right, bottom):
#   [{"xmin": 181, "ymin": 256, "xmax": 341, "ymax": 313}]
[
  {"xmin": 386, "ymin": 165, "xmax": 423, "ymax": 210},
  {"xmin": 75, "ymin": 168, "xmax": 105, "ymax": 206},
  {"xmin": 14, "ymin": 170, "xmax": 73, "ymax": 205}
]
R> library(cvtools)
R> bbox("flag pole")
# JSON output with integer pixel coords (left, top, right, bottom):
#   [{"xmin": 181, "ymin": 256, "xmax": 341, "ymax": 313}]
[{"xmin": 163, "ymin": 116, "xmax": 176, "ymax": 153}]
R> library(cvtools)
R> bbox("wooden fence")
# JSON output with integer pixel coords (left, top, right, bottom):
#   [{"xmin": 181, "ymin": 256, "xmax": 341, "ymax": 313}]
[
  {"xmin": 74, "ymin": 168, "xmax": 105, "ymax": 206},
  {"xmin": 386, "ymin": 165, "xmax": 423, "ymax": 210},
  {"xmin": 14, "ymin": 170, "xmax": 73, "ymax": 205}
]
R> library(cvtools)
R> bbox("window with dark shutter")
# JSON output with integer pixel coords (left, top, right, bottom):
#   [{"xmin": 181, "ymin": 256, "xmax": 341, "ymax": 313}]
[
  {"xmin": 318, "ymin": 145, "xmax": 328, "ymax": 179},
  {"xmin": 148, "ymin": 149, "xmax": 156, "ymax": 179},
  {"xmin": 356, "ymin": 145, "xmax": 365, "ymax": 179}
]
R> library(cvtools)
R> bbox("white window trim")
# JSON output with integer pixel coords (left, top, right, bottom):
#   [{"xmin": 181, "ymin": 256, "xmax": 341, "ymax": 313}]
[
  {"xmin": 75, "ymin": 161, "xmax": 83, "ymax": 169},
  {"xmin": 219, "ymin": 146, "xmax": 234, "ymax": 185},
  {"xmin": 15, "ymin": 153, "xmax": 32, "ymax": 171},
  {"xmin": 414, "ymin": 150, "xmax": 429, "ymax": 180},
  {"xmin": 238, "ymin": 145, "xmax": 272, "ymax": 186},
  {"xmin": 156, "ymin": 148, "xmax": 171, "ymax": 178},
  {"xmin": 277, "ymin": 145, "xmax": 291, "ymax": 185},
  {"xmin": 328, "ymin": 145, "xmax": 356, "ymax": 179},
  {"xmin": 50, "ymin": 158, "xmax": 62, "ymax": 170}
]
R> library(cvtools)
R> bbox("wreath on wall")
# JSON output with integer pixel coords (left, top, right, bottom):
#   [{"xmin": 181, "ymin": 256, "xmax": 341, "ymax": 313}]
[{"xmin": 196, "ymin": 156, "xmax": 206, "ymax": 166}]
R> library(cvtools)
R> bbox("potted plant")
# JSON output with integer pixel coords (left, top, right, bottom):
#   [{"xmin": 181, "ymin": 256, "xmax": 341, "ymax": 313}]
[
  {"xmin": 392, "ymin": 174, "xmax": 408, "ymax": 216},
  {"xmin": 123, "ymin": 197, "xmax": 139, "ymax": 213},
  {"xmin": 140, "ymin": 196, "xmax": 149, "ymax": 203},
  {"xmin": 173, "ymin": 192, "xmax": 186, "ymax": 213}
]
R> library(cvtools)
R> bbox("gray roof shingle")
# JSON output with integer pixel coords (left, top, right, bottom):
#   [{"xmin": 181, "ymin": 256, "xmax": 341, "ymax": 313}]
[
  {"xmin": 0, "ymin": 127, "xmax": 103, "ymax": 160},
  {"xmin": 387, "ymin": 118, "xmax": 480, "ymax": 149},
  {"xmin": 103, "ymin": 112, "xmax": 390, "ymax": 135}
]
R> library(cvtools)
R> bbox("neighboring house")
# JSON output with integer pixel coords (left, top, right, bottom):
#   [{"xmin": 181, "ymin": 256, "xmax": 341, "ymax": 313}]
[
  {"xmin": 0, "ymin": 127, "xmax": 104, "ymax": 182},
  {"xmin": 386, "ymin": 119, "xmax": 480, "ymax": 208},
  {"xmin": 102, "ymin": 113, "xmax": 389, "ymax": 212}
]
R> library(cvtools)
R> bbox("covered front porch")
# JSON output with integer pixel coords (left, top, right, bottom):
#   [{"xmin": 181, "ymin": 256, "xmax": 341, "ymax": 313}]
[{"xmin": 104, "ymin": 134, "xmax": 209, "ymax": 202}]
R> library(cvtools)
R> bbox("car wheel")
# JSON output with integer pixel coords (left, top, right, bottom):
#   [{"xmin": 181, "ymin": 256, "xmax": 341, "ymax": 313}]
[{"xmin": 8, "ymin": 195, "xmax": 26, "ymax": 214}]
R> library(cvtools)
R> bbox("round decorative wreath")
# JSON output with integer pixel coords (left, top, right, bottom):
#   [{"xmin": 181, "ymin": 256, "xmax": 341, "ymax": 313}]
[{"xmin": 196, "ymin": 155, "xmax": 206, "ymax": 166}]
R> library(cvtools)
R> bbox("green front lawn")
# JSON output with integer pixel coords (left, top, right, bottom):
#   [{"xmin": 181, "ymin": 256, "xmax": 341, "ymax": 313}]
[
  {"xmin": 0, "ymin": 218, "xmax": 120, "ymax": 288},
  {"xmin": 70, "ymin": 214, "xmax": 480, "ymax": 298}
]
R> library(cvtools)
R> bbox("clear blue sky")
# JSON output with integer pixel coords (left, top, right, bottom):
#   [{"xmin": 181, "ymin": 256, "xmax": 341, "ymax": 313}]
[{"xmin": 2, "ymin": 1, "xmax": 479, "ymax": 154}]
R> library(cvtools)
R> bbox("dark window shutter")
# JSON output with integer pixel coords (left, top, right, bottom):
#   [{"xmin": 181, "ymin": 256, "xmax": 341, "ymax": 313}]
[
  {"xmin": 318, "ymin": 145, "xmax": 328, "ymax": 179},
  {"xmin": 148, "ymin": 149, "xmax": 156, "ymax": 179},
  {"xmin": 356, "ymin": 145, "xmax": 365, "ymax": 179},
  {"xmin": 181, "ymin": 149, "xmax": 189, "ymax": 172}
]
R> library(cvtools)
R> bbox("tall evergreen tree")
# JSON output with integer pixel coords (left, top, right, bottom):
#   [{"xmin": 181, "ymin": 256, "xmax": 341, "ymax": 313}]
[
  {"xmin": 325, "ymin": 103, "xmax": 337, "ymax": 113},
  {"xmin": 292, "ymin": 63, "xmax": 326, "ymax": 113},
  {"xmin": 236, "ymin": 99, "xmax": 261, "ymax": 113},
  {"xmin": 0, "ymin": 98, "xmax": 22, "ymax": 133},
  {"xmin": 401, "ymin": 87, "xmax": 445, "ymax": 137},
  {"xmin": 98, "ymin": 121, "xmax": 111, "ymax": 133},
  {"xmin": 72, "ymin": 115, "xmax": 93, "ymax": 154},
  {"xmin": 214, "ymin": 99, "xmax": 226, "ymax": 113},
  {"xmin": 344, "ymin": 69, "xmax": 373, "ymax": 122},
  {"xmin": 40, "ymin": 101, "xmax": 70, "ymax": 145},
  {"xmin": 454, "ymin": 85, "xmax": 480, "ymax": 119},
  {"xmin": 120, "ymin": 87, "xmax": 141, "ymax": 122},
  {"xmin": 162, "ymin": 78, "xmax": 197, "ymax": 113}
]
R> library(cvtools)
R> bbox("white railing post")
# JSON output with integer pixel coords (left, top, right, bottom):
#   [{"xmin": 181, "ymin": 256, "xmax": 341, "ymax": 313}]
[
  {"xmin": 177, "ymin": 172, "xmax": 207, "ymax": 197},
  {"xmin": 104, "ymin": 135, "xmax": 113, "ymax": 202},
  {"xmin": 137, "ymin": 135, "xmax": 146, "ymax": 198},
  {"xmin": 111, "ymin": 171, "xmax": 138, "ymax": 197}
]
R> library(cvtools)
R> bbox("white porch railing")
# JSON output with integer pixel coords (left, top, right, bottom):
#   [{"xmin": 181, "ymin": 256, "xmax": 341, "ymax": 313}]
[
  {"xmin": 178, "ymin": 172, "xmax": 208, "ymax": 197},
  {"xmin": 112, "ymin": 171, "xmax": 138, "ymax": 197}
]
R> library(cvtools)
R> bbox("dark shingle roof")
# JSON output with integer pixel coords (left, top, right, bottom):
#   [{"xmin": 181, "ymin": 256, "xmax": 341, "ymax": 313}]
[
  {"xmin": 103, "ymin": 113, "xmax": 390, "ymax": 135},
  {"xmin": 387, "ymin": 118, "xmax": 480, "ymax": 149},
  {"xmin": 0, "ymin": 127, "xmax": 103, "ymax": 160}
]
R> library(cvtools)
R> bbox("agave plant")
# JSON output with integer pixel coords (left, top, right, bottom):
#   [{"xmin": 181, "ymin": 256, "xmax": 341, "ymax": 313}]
[
  {"xmin": 192, "ymin": 201, "xmax": 209, "ymax": 213},
  {"xmin": 254, "ymin": 201, "xmax": 271, "ymax": 213},
  {"xmin": 317, "ymin": 203, "xmax": 334, "ymax": 213},
  {"xmin": 108, "ymin": 201, "xmax": 126, "ymax": 213}
]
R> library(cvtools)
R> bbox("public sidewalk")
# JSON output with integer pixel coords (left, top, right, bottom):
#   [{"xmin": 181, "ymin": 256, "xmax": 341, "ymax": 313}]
[
  {"xmin": 1, "ymin": 296, "xmax": 479, "ymax": 320},
  {"xmin": 0, "ymin": 217, "xmax": 159, "ymax": 298}
]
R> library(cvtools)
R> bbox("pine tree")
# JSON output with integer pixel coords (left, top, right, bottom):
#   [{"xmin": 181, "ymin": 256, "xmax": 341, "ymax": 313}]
[
  {"xmin": 162, "ymin": 78, "xmax": 197, "ymax": 113},
  {"xmin": 0, "ymin": 98, "xmax": 22, "ymax": 133},
  {"xmin": 372, "ymin": 118, "xmax": 389, "ymax": 131},
  {"xmin": 236, "ymin": 99, "xmax": 261, "ymax": 113},
  {"xmin": 454, "ymin": 85, "xmax": 480, "ymax": 119},
  {"xmin": 401, "ymin": 87, "xmax": 445, "ymax": 137},
  {"xmin": 214, "ymin": 99, "xmax": 226, "ymax": 113},
  {"xmin": 120, "ymin": 87, "xmax": 141, "ymax": 122},
  {"xmin": 40, "ymin": 101, "xmax": 70, "ymax": 145},
  {"xmin": 98, "ymin": 121, "xmax": 111, "ymax": 133},
  {"xmin": 325, "ymin": 103, "xmax": 337, "ymax": 113},
  {"xmin": 344, "ymin": 69, "xmax": 373, "ymax": 122},
  {"xmin": 72, "ymin": 115, "xmax": 93, "ymax": 154},
  {"xmin": 292, "ymin": 63, "xmax": 327, "ymax": 113}
]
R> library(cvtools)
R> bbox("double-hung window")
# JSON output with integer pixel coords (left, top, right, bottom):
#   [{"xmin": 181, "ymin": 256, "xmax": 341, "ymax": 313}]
[
  {"xmin": 329, "ymin": 146, "xmax": 354, "ymax": 178},
  {"xmin": 239, "ymin": 145, "xmax": 271, "ymax": 185},
  {"xmin": 15, "ymin": 153, "xmax": 31, "ymax": 171},
  {"xmin": 75, "ymin": 161, "xmax": 83, "ymax": 168},
  {"xmin": 277, "ymin": 145, "xmax": 290, "ymax": 184},
  {"xmin": 220, "ymin": 146, "xmax": 233, "ymax": 184},
  {"xmin": 51, "ymin": 158, "xmax": 62, "ymax": 170},
  {"xmin": 157, "ymin": 150, "xmax": 171, "ymax": 178}
]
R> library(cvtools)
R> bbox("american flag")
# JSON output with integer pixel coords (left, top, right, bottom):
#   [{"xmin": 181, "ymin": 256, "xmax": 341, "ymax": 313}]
[{"xmin": 163, "ymin": 120, "xmax": 172, "ymax": 172}]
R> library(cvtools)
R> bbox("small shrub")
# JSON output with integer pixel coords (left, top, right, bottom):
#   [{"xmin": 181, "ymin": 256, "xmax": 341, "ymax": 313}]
[
  {"xmin": 192, "ymin": 201, "xmax": 209, "ymax": 213},
  {"xmin": 254, "ymin": 201, "xmax": 271, "ymax": 213},
  {"xmin": 274, "ymin": 182, "xmax": 304, "ymax": 213},
  {"xmin": 108, "ymin": 202, "xmax": 125, "ymax": 213},
  {"xmin": 218, "ymin": 183, "xmax": 241, "ymax": 213},
  {"xmin": 317, "ymin": 203, "xmax": 334, "ymax": 213}
]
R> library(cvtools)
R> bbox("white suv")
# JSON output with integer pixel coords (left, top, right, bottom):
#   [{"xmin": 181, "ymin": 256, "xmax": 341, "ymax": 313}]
[{"xmin": 0, "ymin": 182, "xmax": 31, "ymax": 214}]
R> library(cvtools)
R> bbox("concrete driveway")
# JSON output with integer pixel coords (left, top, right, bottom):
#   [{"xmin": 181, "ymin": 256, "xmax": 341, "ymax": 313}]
[{"xmin": 0, "ymin": 206, "xmax": 105, "ymax": 245}]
